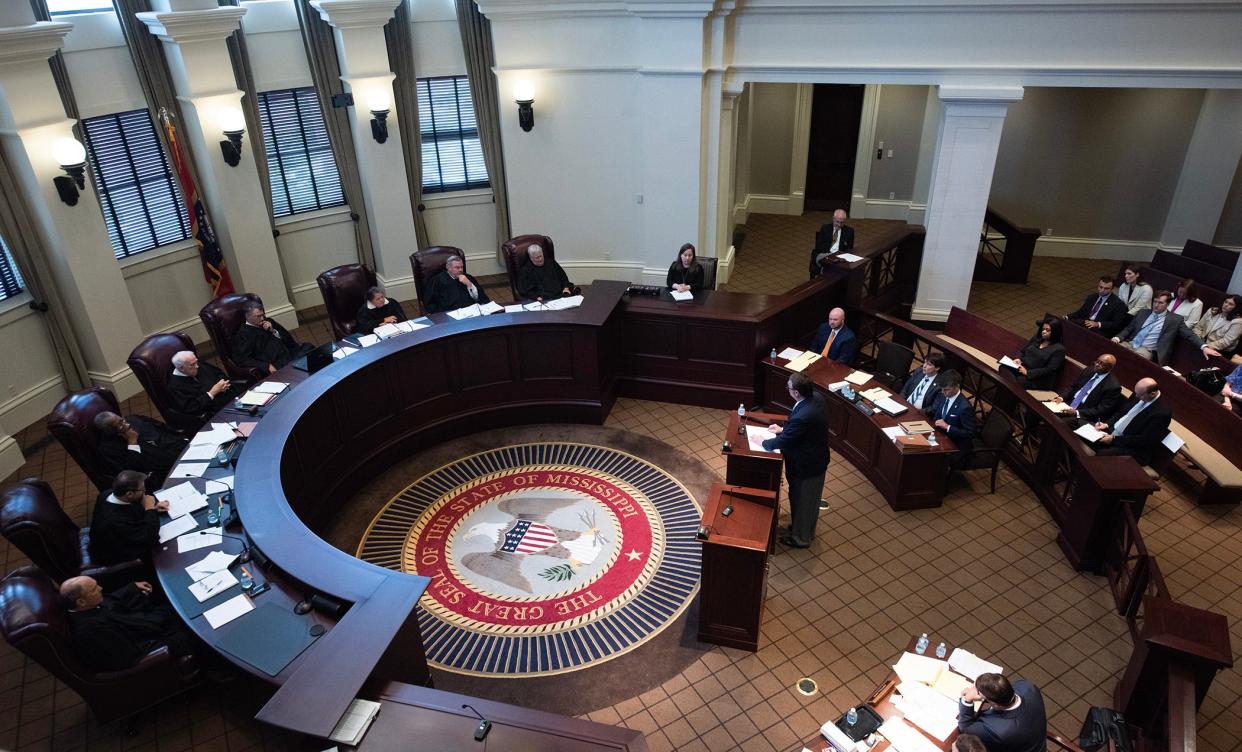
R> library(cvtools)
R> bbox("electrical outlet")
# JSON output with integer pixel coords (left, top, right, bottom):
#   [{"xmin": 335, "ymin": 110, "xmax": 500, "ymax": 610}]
[
  {"xmin": 878, "ymin": 140, "xmax": 885, "ymax": 150},
  {"xmin": 604, "ymin": 251, "xmax": 611, "ymax": 260},
  {"xmin": 1046, "ymin": 228, "xmax": 1053, "ymax": 236},
  {"xmin": 635, "ymin": 193, "xmax": 643, "ymax": 204},
  {"xmin": 887, "ymin": 149, "xmax": 894, "ymax": 158},
  {"xmin": 889, "ymin": 192, "xmax": 895, "ymax": 200}
]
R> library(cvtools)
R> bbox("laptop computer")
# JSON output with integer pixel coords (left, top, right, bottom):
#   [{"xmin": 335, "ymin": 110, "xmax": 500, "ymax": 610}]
[{"xmin": 291, "ymin": 343, "xmax": 335, "ymax": 374}]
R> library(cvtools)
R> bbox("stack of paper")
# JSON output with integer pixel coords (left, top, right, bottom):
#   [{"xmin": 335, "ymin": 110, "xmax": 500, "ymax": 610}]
[
  {"xmin": 395, "ymin": 320, "xmax": 426, "ymax": 333},
  {"xmin": 189, "ymin": 569, "xmax": 239, "ymax": 602},
  {"xmin": 874, "ymin": 396, "xmax": 908, "ymax": 416},
  {"xmin": 670, "ymin": 290, "xmax": 693, "ymax": 301},
  {"xmin": 544, "ymin": 295, "xmax": 584, "ymax": 310},
  {"xmin": 1074, "ymin": 423, "xmax": 1106, "ymax": 442},
  {"xmin": 861, "ymin": 387, "xmax": 888, "ymax": 401},
  {"xmin": 893, "ymin": 652, "xmax": 947, "ymax": 685},
  {"xmin": 947, "ymin": 648, "xmax": 1003, "ymax": 681},
  {"xmin": 329, "ymin": 699, "xmax": 382, "ymax": 746},
  {"xmin": 1041, "ymin": 400, "xmax": 1074, "ymax": 414},
  {"xmin": 168, "ymin": 463, "xmax": 208, "ymax": 479},
  {"xmin": 203, "ymin": 593, "xmax": 253, "ymax": 629},
  {"xmin": 878, "ymin": 718, "xmax": 940, "ymax": 752},
  {"xmin": 157, "ymin": 483, "xmax": 208, "ymax": 519},
  {"xmin": 523, "ymin": 301, "xmax": 547, "ymax": 311},
  {"xmin": 777, "ymin": 347, "xmax": 804, "ymax": 360},
  {"xmin": 845, "ymin": 371, "xmax": 874, "ymax": 386},
  {"xmin": 252, "ymin": 381, "xmax": 288, "ymax": 395},
  {"xmin": 237, "ymin": 390, "xmax": 274, "ymax": 407},
  {"xmin": 836, "ymin": 252, "xmax": 864, "ymax": 263},
  {"xmin": 447, "ymin": 304, "xmax": 482, "ymax": 320},
  {"xmin": 827, "ymin": 381, "xmax": 850, "ymax": 392},
  {"xmin": 745, "ymin": 425, "xmax": 777, "ymax": 453},
  {"xmin": 503, "ymin": 304, "xmax": 526, "ymax": 313},
  {"xmin": 892, "ymin": 682, "xmax": 958, "ymax": 741},
  {"xmin": 882, "ymin": 426, "xmax": 906, "ymax": 441},
  {"xmin": 786, "ymin": 351, "xmax": 822, "ymax": 372},
  {"xmin": 177, "ymin": 527, "xmax": 223, "ymax": 553},
  {"xmin": 158, "ymin": 514, "xmax": 198, "ymax": 543},
  {"xmin": 357, "ymin": 334, "xmax": 381, "ymax": 347},
  {"xmin": 373, "ymin": 323, "xmax": 403, "ymax": 339},
  {"xmin": 998, "ymin": 355, "xmax": 1021, "ymax": 369},
  {"xmin": 479, "ymin": 301, "xmax": 504, "ymax": 314},
  {"xmin": 185, "ymin": 550, "xmax": 238, "ymax": 581},
  {"xmin": 332, "ymin": 346, "xmax": 358, "ymax": 360}
]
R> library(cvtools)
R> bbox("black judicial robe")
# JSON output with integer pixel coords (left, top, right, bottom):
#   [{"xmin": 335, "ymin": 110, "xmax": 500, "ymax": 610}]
[
  {"xmin": 230, "ymin": 320, "xmax": 305, "ymax": 370},
  {"xmin": 423, "ymin": 271, "xmax": 491, "ymax": 313},
  {"xmin": 167, "ymin": 360, "xmax": 233, "ymax": 423},
  {"xmin": 69, "ymin": 584, "xmax": 187, "ymax": 671},
  {"xmin": 517, "ymin": 260, "xmax": 572, "ymax": 301},
  {"xmin": 89, "ymin": 492, "xmax": 160, "ymax": 566},
  {"xmin": 97, "ymin": 415, "xmax": 187, "ymax": 483},
  {"xmin": 355, "ymin": 299, "xmax": 408, "ymax": 335}
]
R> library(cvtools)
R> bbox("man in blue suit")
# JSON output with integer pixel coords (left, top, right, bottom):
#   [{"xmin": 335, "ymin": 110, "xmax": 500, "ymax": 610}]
[
  {"xmin": 810, "ymin": 307, "xmax": 857, "ymax": 365},
  {"xmin": 762, "ymin": 373, "xmax": 831, "ymax": 549},
  {"xmin": 927, "ymin": 370, "xmax": 977, "ymax": 471}
]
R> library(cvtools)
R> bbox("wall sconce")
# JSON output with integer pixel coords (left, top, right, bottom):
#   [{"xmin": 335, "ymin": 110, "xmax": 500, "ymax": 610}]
[
  {"xmin": 219, "ymin": 108, "xmax": 246, "ymax": 167},
  {"xmin": 514, "ymin": 80, "xmax": 535, "ymax": 132},
  {"xmin": 368, "ymin": 91, "xmax": 390, "ymax": 144},
  {"xmin": 51, "ymin": 137, "xmax": 87, "ymax": 206}
]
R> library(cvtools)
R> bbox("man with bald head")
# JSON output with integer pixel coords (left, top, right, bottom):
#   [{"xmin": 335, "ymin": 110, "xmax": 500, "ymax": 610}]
[
  {"xmin": 810, "ymin": 209, "xmax": 855, "ymax": 277},
  {"xmin": 516, "ymin": 244, "xmax": 573, "ymax": 303},
  {"xmin": 1050, "ymin": 354, "xmax": 1122, "ymax": 426},
  {"xmin": 1092, "ymin": 377, "xmax": 1173, "ymax": 466},
  {"xmin": 810, "ymin": 307, "xmax": 857, "ymax": 365},
  {"xmin": 61, "ymin": 575, "xmax": 192, "ymax": 671},
  {"xmin": 167, "ymin": 350, "xmax": 235, "ymax": 428}
]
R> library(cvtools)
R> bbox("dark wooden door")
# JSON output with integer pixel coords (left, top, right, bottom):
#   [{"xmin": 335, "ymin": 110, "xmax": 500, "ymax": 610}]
[{"xmin": 804, "ymin": 84, "xmax": 865, "ymax": 212}]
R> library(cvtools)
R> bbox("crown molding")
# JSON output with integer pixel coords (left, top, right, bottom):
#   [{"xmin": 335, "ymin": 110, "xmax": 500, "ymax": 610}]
[
  {"xmin": 135, "ymin": 7, "xmax": 246, "ymax": 44},
  {"xmin": 0, "ymin": 22, "xmax": 73, "ymax": 66},
  {"xmin": 310, "ymin": 0, "xmax": 401, "ymax": 29},
  {"xmin": 938, "ymin": 85, "xmax": 1025, "ymax": 103}
]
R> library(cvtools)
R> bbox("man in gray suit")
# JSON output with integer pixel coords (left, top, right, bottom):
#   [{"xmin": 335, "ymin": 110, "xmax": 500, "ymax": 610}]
[{"xmin": 1112, "ymin": 290, "xmax": 1220, "ymax": 365}]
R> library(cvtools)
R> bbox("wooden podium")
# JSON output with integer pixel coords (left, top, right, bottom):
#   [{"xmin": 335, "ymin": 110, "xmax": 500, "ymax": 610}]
[
  {"xmin": 697, "ymin": 483, "xmax": 775, "ymax": 652},
  {"xmin": 723, "ymin": 411, "xmax": 784, "ymax": 551}
]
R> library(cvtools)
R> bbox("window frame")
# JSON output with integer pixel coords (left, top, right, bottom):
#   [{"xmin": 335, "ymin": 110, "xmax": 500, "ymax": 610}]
[
  {"xmin": 0, "ymin": 235, "xmax": 26, "ymax": 304},
  {"xmin": 256, "ymin": 87, "xmax": 347, "ymax": 219},
  {"xmin": 418, "ymin": 75, "xmax": 490, "ymax": 195}
]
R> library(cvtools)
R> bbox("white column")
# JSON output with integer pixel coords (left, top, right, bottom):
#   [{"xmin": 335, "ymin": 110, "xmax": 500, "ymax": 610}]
[
  {"xmin": 714, "ymin": 82, "xmax": 742, "ymax": 283},
  {"xmin": 0, "ymin": 19, "xmax": 146, "ymax": 399},
  {"xmin": 908, "ymin": 86, "xmax": 941, "ymax": 227},
  {"xmin": 310, "ymin": 0, "xmax": 419, "ymax": 303},
  {"xmin": 849, "ymin": 84, "xmax": 881, "ymax": 219},
  {"xmin": 912, "ymin": 85, "xmax": 1024, "ymax": 323},
  {"xmin": 1160, "ymin": 90, "xmax": 1242, "ymax": 252},
  {"xmin": 137, "ymin": 3, "xmax": 297, "ymax": 329}
]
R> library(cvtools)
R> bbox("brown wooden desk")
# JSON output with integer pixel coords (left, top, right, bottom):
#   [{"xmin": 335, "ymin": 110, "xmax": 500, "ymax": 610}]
[
  {"xmin": 697, "ymin": 483, "xmax": 774, "ymax": 651},
  {"xmin": 723, "ymin": 410, "xmax": 785, "ymax": 550},
  {"xmin": 761, "ymin": 351, "xmax": 955, "ymax": 510}
]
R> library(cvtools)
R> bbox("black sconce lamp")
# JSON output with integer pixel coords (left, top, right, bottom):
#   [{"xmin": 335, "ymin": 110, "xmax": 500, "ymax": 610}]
[
  {"xmin": 514, "ymin": 80, "xmax": 535, "ymax": 132},
  {"xmin": 368, "ymin": 91, "xmax": 390, "ymax": 144},
  {"xmin": 219, "ymin": 108, "xmax": 246, "ymax": 167},
  {"xmin": 52, "ymin": 137, "xmax": 87, "ymax": 206}
]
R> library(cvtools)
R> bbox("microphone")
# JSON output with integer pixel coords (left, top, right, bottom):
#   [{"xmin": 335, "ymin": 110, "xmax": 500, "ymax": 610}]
[{"xmin": 461, "ymin": 703, "xmax": 492, "ymax": 741}]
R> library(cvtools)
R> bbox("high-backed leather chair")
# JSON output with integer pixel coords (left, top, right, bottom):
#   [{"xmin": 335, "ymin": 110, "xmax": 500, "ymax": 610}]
[
  {"xmin": 47, "ymin": 387, "xmax": 121, "ymax": 491},
  {"xmin": 698, "ymin": 256, "xmax": 719, "ymax": 291},
  {"xmin": 500, "ymin": 234, "xmax": 556, "ymax": 301},
  {"xmin": 0, "ymin": 566, "xmax": 201, "ymax": 725},
  {"xmin": 0, "ymin": 478, "xmax": 142, "ymax": 587},
  {"xmin": 127, "ymin": 332, "xmax": 203, "ymax": 432},
  {"xmin": 317, "ymin": 264, "xmax": 378, "ymax": 340},
  {"xmin": 410, "ymin": 246, "xmax": 465, "ymax": 314},
  {"xmin": 198, "ymin": 293, "xmax": 267, "ymax": 381}
]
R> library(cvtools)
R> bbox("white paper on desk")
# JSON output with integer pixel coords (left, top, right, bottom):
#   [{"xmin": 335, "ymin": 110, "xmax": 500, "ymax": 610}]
[
  {"xmin": 203, "ymin": 593, "xmax": 253, "ymax": 629},
  {"xmin": 185, "ymin": 550, "xmax": 238, "ymax": 581},
  {"xmin": 893, "ymin": 651, "xmax": 947, "ymax": 685},
  {"xmin": 777, "ymin": 347, "xmax": 804, "ymax": 360},
  {"xmin": 373, "ymin": 323, "xmax": 402, "ymax": 339},
  {"xmin": 252, "ymin": 381, "xmax": 288, "ymax": 394},
  {"xmin": 545, "ymin": 295, "xmax": 583, "ymax": 310},
  {"xmin": 861, "ymin": 387, "xmax": 888, "ymax": 401},
  {"xmin": 845, "ymin": 370, "xmax": 873, "ymax": 386},
  {"xmin": 836, "ymin": 252, "xmax": 864, "ymax": 263},
  {"xmin": 523, "ymin": 301, "xmax": 547, "ymax": 311},
  {"xmin": 894, "ymin": 683, "xmax": 959, "ymax": 742},
  {"xmin": 168, "ymin": 462, "xmax": 207, "ymax": 479},
  {"xmin": 158, "ymin": 514, "xmax": 198, "ymax": 543},
  {"xmin": 332, "ymin": 346, "xmax": 358, "ymax": 360},
  {"xmin": 878, "ymin": 717, "xmax": 942, "ymax": 752},
  {"xmin": 189, "ymin": 568, "xmax": 238, "ymax": 602},
  {"xmin": 744, "ymin": 425, "xmax": 778, "ymax": 453},
  {"xmin": 998, "ymin": 355, "xmax": 1021, "ymax": 369},
  {"xmin": 447, "ymin": 304, "xmax": 481, "ymax": 320},
  {"xmin": 236, "ymin": 390, "xmax": 273, "ymax": 407},
  {"xmin": 214, "ymin": 475, "xmax": 234, "ymax": 490},
  {"xmin": 828, "ymin": 381, "xmax": 850, "ymax": 393},
  {"xmin": 177, "ymin": 528, "xmax": 223, "ymax": 553},
  {"xmin": 357, "ymin": 334, "xmax": 381, "ymax": 347},
  {"xmin": 1041, "ymin": 400, "xmax": 1073, "ymax": 414},
  {"xmin": 179, "ymin": 443, "xmax": 220, "ymax": 462},
  {"xmin": 820, "ymin": 719, "xmax": 856, "ymax": 752},
  {"xmin": 786, "ymin": 351, "xmax": 822, "ymax": 372},
  {"xmin": 193, "ymin": 426, "xmax": 237, "ymax": 446},
  {"xmin": 670, "ymin": 290, "xmax": 693, "ymax": 301},
  {"xmin": 1162, "ymin": 431, "xmax": 1185, "ymax": 453},
  {"xmin": 1074, "ymin": 423, "xmax": 1106, "ymax": 443},
  {"xmin": 155, "ymin": 482, "xmax": 197, "ymax": 504},
  {"xmin": 479, "ymin": 300, "xmax": 504, "ymax": 315},
  {"xmin": 883, "ymin": 426, "xmax": 905, "ymax": 442},
  {"xmin": 504, "ymin": 304, "xmax": 526, "ymax": 313},
  {"xmin": 875, "ymin": 397, "xmax": 908, "ymax": 416},
  {"xmin": 947, "ymin": 647, "xmax": 1003, "ymax": 681},
  {"xmin": 164, "ymin": 490, "xmax": 208, "ymax": 519}
]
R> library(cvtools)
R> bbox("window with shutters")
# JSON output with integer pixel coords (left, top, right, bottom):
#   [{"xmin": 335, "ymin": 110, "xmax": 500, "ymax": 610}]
[
  {"xmin": 0, "ymin": 236, "xmax": 25, "ymax": 302},
  {"xmin": 257, "ymin": 87, "xmax": 346, "ymax": 218},
  {"xmin": 48, "ymin": 0, "xmax": 114, "ymax": 14},
  {"xmin": 82, "ymin": 110, "xmax": 191, "ymax": 260},
  {"xmin": 418, "ymin": 76, "xmax": 490, "ymax": 194}
]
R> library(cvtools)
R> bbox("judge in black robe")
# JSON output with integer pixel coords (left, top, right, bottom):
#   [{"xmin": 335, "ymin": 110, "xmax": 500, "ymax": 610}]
[
  {"xmin": 230, "ymin": 303, "xmax": 313, "ymax": 372},
  {"xmin": 63, "ymin": 577, "xmax": 192, "ymax": 671},
  {"xmin": 88, "ymin": 470, "xmax": 167, "ymax": 566},
  {"xmin": 517, "ymin": 245, "xmax": 573, "ymax": 302},
  {"xmin": 355, "ymin": 287, "xmax": 408, "ymax": 334},
  {"xmin": 167, "ymin": 351, "xmax": 236, "ymax": 428},
  {"xmin": 423, "ymin": 255, "xmax": 491, "ymax": 313},
  {"xmin": 94, "ymin": 412, "xmax": 187, "ymax": 487}
]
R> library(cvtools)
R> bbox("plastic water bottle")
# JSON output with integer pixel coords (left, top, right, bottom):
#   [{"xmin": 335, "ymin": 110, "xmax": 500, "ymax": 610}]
[
  {"xmin": 770, "ymin": 347, "xmax": 778, "ymax": 360},
  {"xmin": 915, "ymin": 633, "xmax": 929, "ymax": 654},
  {"xmin": 927, "ymin": 431, "xmax": 938, "ymax": 447},
  {"xmin": 845, "ymin": 707, "xmax": 858, "ymax": 726},
  {"xmin": 935, "ymin": 642, "xmax": 947, "ymax": 658},
  {"xmin": 738, "ymin": 404, "xmax": 746, "ymax": 418}
]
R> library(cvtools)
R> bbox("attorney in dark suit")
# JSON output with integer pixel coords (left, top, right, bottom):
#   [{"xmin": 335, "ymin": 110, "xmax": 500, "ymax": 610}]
[
  {"xmin": 1111, "ymin": 291, "xmax": 1219, "ymax": 365},
  {"xmin": 957, "ymin": 673, "xmax": 1047, "ymax": 752},
  {"xmin": 423, "ymin": 255, "xmax": 491, "ymax": 313},
  {"xmin": 1013, "ymin": 318, "xmax": 1065, "ymax": 390},
  {"xmin": 1049, "ymin": 354, "xmax": 1122, "ymax": 425},
  {"xmin": 810, "ymin": 307, "xmax": 858, "ymax": 365},
  {"xmin": 1093, "ymin": 377, "xmax": 1173, "ymax": 466},
  {"xmin": 230, "ymin": 303, "xmax": 313, "ymax": 373},
  {"xmin": 762, "ymin": 373, "xmax": 830, "ymax": 549},
  {"xmin": 901, "ymin": 352, "xmax": 946, "ymax": 412},
  {"xmin": 355, "ymin": 286, "xmax": 408, "ymax": 335},
  {"xmin": 1066, "ymin": 277, "xmax": 1129, "ymax": 337},
  {"xmin": 88, "ymin": 470, "xmax": 167, "ymax": 567},
  {"xmin": 809, "ymin": 209, "xmax": 855, "ymax": 277},
  {"xmin": 928, "ymin": 370, "xmax": 977, "ymax": 470},
  {"xmin": 61, "ymin": 576, "xmax": 193, "ymax": 672},
  {"xmin": 93, "ymin": 412, "xmax": 187, "ymax": 487},
  {"xmin": 168, "ymin": 351, "xmax": 236, "ymax": 428}
]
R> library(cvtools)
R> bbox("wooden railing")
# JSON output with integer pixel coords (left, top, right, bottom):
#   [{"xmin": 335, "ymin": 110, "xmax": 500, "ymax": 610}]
[{"xmin": 974, "ymin": 208, "xmax": 1041, "ymax": 284}]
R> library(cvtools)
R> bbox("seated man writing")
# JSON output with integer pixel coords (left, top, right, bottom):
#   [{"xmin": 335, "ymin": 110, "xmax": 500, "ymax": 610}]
[
  {"xmin": 423, "ymin": 255, "xmax": 492, "ymax": 313},
  {"xmin": 517, "ymin": 244, "xmax": 573, "ymax": 303},
  {"xmin": 61, "ymin": 575, "xmax": 194, "ymax": 672},
  {"xmin": 958, "ymin": 673, "xmax": 1047, "ymax": 752},
  {"xmin": 355, "ymin": 286, "xmax": 408, "ymax": 335},
  {"xmin": 89, "ymin": 470, "xmax": 168, "ymax": 567},
  {"xmin": 231, "ymin": 303, "xmax": 314, "ymax": 373},
  {"xmin": 1092, "ymin": 377, "xmax": 1172, "ymax": 466},
  {"xmin": 168, "ymin": 351, "xmax": 236, "ymax": 428},
  {"xmin": 94, "ymin": 411, "xmax": 187, "ymax": 487}
]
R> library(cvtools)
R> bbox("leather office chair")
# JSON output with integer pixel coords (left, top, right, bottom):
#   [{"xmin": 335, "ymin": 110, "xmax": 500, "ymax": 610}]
[
  {"xmin": 47, "ymin": 387, "xmax": 122, "ymax": 492},
  {"xmin": 198, "ymin": 293, "xmax": 268, "ymax": 381},
  {"xmin": 0, "ymin": 566, "xmax": 201, "ymax": 725},
  {"xmin": 127, "ymin": 332, "xmax": 203, "ymax": 432},
  {"xmin": 410, "ymin": 246, "xmax": 465, "ymax": 314},
  {"xmin": 500, "ymin": 234, "xmax": 556, "ymax": 301},
  {"xmin": 317, "ymin": 263, "xmax": 378, "ymax": 340},
  {"xmin": 959, "ymin": 409, "xmax": 1013, "ymax": 493},
  {"xmin": 875, "ymin": 342, "xmax": 916, "ymax": 390},
  {"xmin": 0, "ymin": 478, "xmax": 142, "ymax": 588},
  {"xmin": 698, "ymin": 256, "xmax": 719, "ymax": 291}
]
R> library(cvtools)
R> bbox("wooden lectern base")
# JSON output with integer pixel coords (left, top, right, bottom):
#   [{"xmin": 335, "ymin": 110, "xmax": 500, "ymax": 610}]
[{"xmin": 696, "ymin": 483, "xmax": 776, "ymax": 651}]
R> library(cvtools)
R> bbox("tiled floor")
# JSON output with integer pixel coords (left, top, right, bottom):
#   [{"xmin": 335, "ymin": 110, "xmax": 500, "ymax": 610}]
[{"xmin": 2, "ymin": 228, "xmax": 1239, "ymax": 752}]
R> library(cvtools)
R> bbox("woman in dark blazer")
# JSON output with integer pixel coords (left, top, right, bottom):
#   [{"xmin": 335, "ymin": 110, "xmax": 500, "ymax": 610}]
[
  {"xmin": 1015, "ymin": 317, "xmax": 1066, "ymax": 390},
  {"xmin": 665, "ymin": 243, "xmax": 704, "ymax": 293}
]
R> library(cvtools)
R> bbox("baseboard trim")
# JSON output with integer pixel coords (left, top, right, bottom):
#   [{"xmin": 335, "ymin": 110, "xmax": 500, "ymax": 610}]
[
  {"xmin": 862, "ymin": 198, "xmax": 915, "ymax": 221},
  {"xmin": 718, "ymin": 244, "xmax": 737, "ymax": 286},
  {"xmin": 910, "ymin": 305, "xmax": 950, "ymax": 323},
  {"xmin": 1034, "ymin": 236, "xmax": 1157, "ymax": 261},
  {"xmin": 0, "ymin": 375, "xmax": 65, "ymax": 438},
  {"xmin": 745, "ymin": 193, "xmax": 795, "ymax": 216}
]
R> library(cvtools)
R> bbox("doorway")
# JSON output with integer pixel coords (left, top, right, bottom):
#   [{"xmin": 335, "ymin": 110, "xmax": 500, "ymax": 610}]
[{"xmin": 803, "ymin": 84, "xmax": 865, "ymax": 212}]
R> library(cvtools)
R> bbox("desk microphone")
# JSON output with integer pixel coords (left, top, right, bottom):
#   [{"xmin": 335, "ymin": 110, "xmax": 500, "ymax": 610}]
[{"xmin": 461, "ymin": 703, "xmax": 492, "ymax": 742}]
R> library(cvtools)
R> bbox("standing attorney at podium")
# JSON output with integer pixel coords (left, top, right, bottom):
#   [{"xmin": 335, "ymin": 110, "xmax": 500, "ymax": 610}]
[{"xmin": 763, "ymin": 373, "xmax": 830, "ymax": 550}]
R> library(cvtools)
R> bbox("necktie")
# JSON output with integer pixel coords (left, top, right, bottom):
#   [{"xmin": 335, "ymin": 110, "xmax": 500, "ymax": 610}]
[
  {"xmin": 821, "ymin": 329, "xmax": 837, "ymax": 358},
  {"xmin": 911, "ymin": 376, "xmax": 930, "ymax": 405},
  {"xmin": 1112, "ymin": 398, "xmax": 1148, "ymax": 435},
  {"xmin": 832, "ymin": 229, "xmax": 840, "ymax": 247},
  {"xmin": 1171, "ymin": 298, "xmax": 1182, "ymax": 312},
  {"xmin": 940, "ymin": 397, "xmax": 952, "ymax": 421},
  {"xmin": 1069, "ymin": 374, "xmax": 1100, "ymax": 409},
  {"xmin": 1089, "ymin": 296, "xmax": 1105, "ymax": 320},
  {"xmin": 1131, "ymin": 314, "xmax": 1162, "ymax": 350}
]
